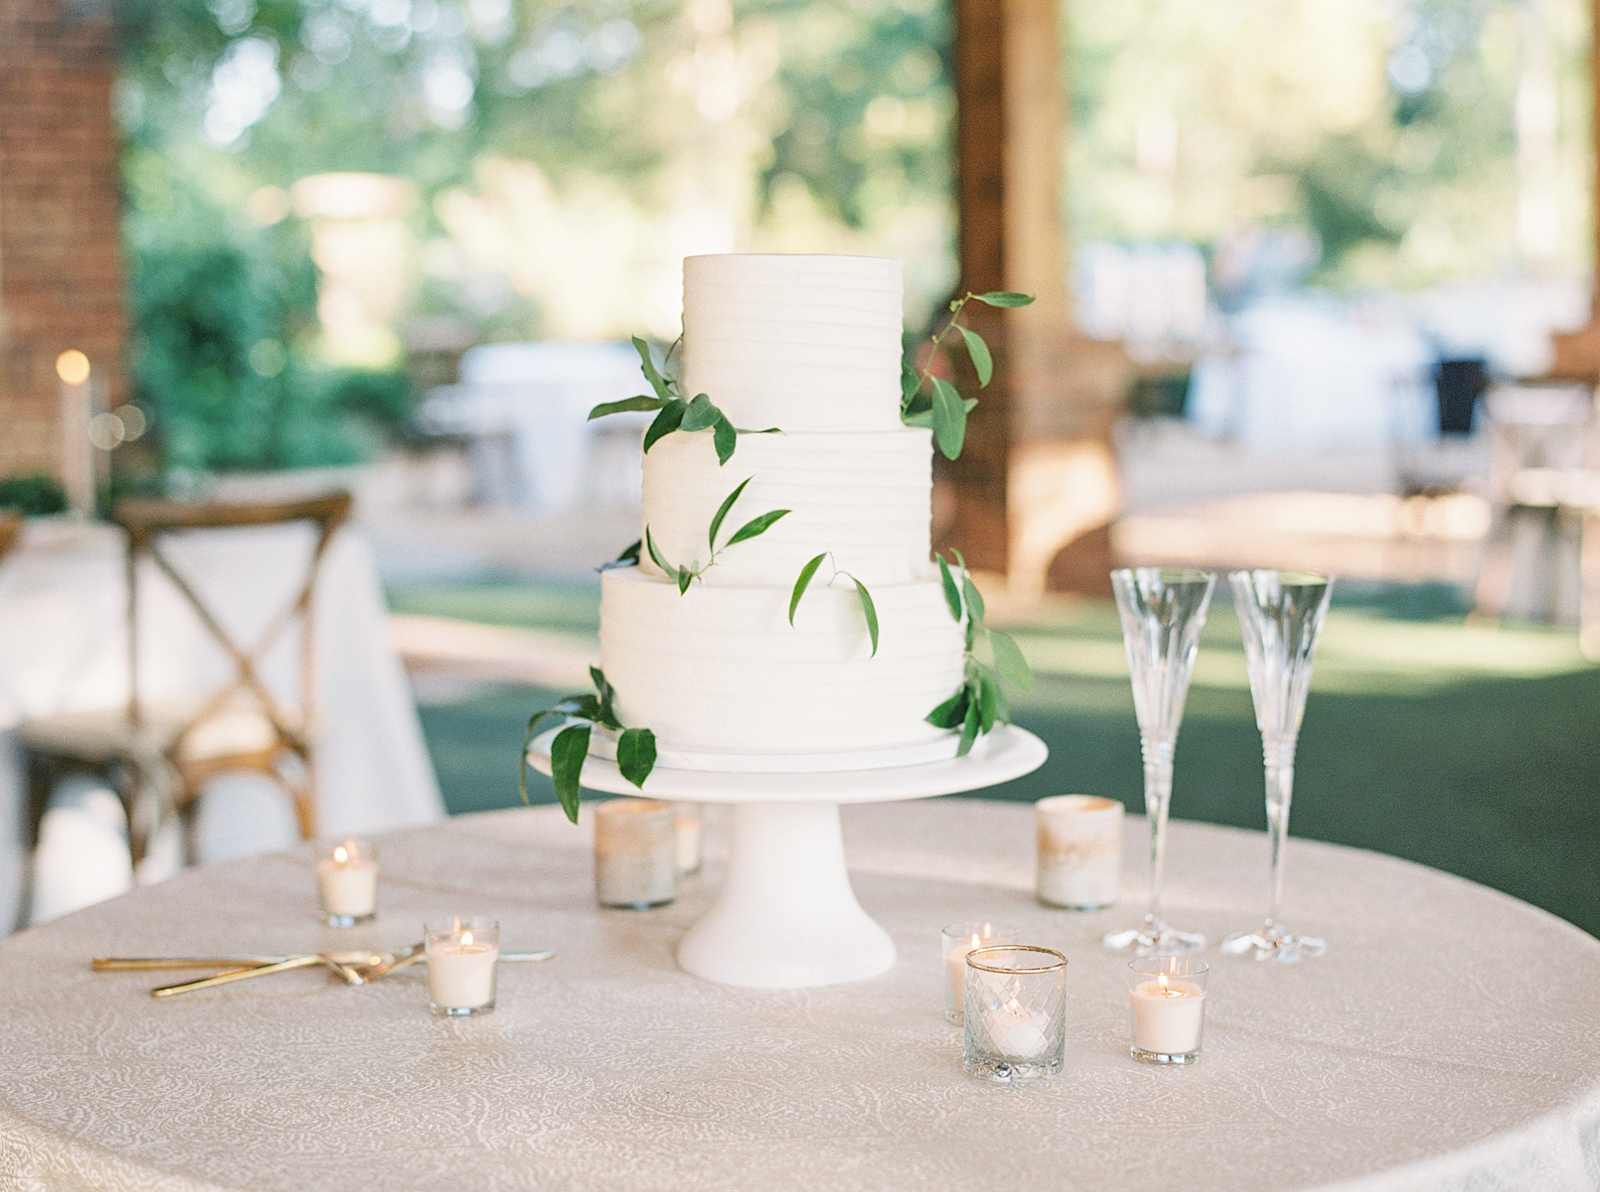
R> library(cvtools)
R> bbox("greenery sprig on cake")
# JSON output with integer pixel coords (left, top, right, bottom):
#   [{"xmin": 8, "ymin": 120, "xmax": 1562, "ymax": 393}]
[
  {"xmin": 644, "ymin": 476, "xmax": 790, "ymax": 593},
  {"xmin": 521, "ymin": 667, "xmax": 656, "ymax": 823},
  {"xmin": 901, "ymin": 291, "xmax": 1035, "ymax": 460},
  {"xmin": 587, "ymin": 336, "xmax": 778, "ymax": 466},
  {"xmin": 925, "ymin": 551, "xmax": 1034, "ymax": 755},
  {"xmin": 787, "ymin": 553, "xmax": 880, "ymax": 657}
]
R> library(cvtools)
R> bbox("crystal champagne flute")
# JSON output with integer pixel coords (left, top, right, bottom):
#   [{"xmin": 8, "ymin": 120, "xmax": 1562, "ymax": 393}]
[
  {"xmin": 1103, "ymin": 568, "xmax": 1215, "ymax": 957},
  {"xmin": 1222, "ymin": 570, "xmax": 1333, "ymax": 963}
]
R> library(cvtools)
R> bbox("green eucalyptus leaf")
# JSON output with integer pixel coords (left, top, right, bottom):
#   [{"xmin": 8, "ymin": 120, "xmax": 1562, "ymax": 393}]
[
  {"xmin": 679, "ymin": 393, "xmax": 719, "ymax": 432},
  {"xmin": 519, "ymin": 700, "xmax": 580, "ymax": 806},
  {"xmin": 976, "ymin": 669, "xmax": 998, "ymax": 733},
  {"xmin": 550, "ymin": 723, "xmax": 591, "ymax": 823},
  {"xmin": 644, "ymin": 526, "xmax": 675, "ymax": 576},
  {"xmin": 676, "ymin": 565, "xmax": 694, "ymax": 594},
  {"xmin": 988, "ymin": 628, "xmax": 1035, "ymax": 691},
  {"xmin": 925, "ymin": 687, "xmax": 968, "ymax": 729},
  {"xmin": 589, "ymin": 667, "xmax": 621, "ymax": 731},
  {"xmin": 901, "ymin": 363, "xmax": 922, "ymax": 411},
  {"xmin": 973, "ymin": 291, "xmax": 1035, "ymax": 308},
  {"xmin": 712, "ymin": 413, "xmax": 738, "ymax": 464},
  {"xmin": 901, "ymin": 405, "xmax": 935, "ymax": 429},
  {"xmin": 957, "ymin": 695, "xmax": 981, "ymax": 756},
  {"xmin": 571, "ymin": 693, "xmax": 604, "ymax": 723},
  {"xmin": 851, "ymin": 576, "xmax": 879, "ymax": 657},
  {"xmin": 597, "ymin": 539, "xmax": 641, "ymax": 572},
  {"xmin": 789, "ymin": 552, "xmax": 827, "ymax": 625},
  {"xmin": 957, "ymin": 325, "xmax": 993, "ymax": 387},
  {"xmin": 960, "ymin": 566, "xmax": 986, "ymax": 630},
  {"xmin": 725, "ymin": 508, "xmax": 790, "ymax": 547},
  {"xmin": 631, "ymin": 336, "xmax": 675, "ymax": 402},
  {"xmin": 616, "ymin": 727, "xmax": 657, "ymax": 790},
  {"xmin": 930, "ymin": 376, "xmax": 966, "ymax": 460},
  {"xmin": 937, "ymin": 555, "xmax": 962, "ymax": 621},
  {"xmin": 588, "ymin": 395, "xmax": 664, "ymax": 420},
  {"xmin": 642, "ymin": 400, "xmax": 687, "ymax": 453},
  {"xmin": 708, "ymin": 478, "xmax": 752, "ymax": 551}
]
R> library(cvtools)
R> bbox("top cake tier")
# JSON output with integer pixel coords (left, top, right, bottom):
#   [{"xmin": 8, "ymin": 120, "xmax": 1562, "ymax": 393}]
[{"xmin": 681, "ymin": 254, "xmax": 905, "ymax": 433}]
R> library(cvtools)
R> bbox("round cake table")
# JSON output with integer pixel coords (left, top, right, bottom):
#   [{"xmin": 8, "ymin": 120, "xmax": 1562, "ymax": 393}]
[{"xmin": 1, "ymin": 799, "xmax": 1598, "ymax": 1192}]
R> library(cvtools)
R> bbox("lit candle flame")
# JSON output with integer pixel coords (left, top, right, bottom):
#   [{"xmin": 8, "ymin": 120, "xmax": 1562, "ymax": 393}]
[
  {"xmin": 1158, "ymin": 973, "xmax": 1170, "ymax": 996},
  {"xmin": 461, "ymin": 931, "xmax": 474, "ymax": 947},
  {"xmin": 56, "ymin": 350, "xmax": 90, "ymax": 385},
  {"xmin": 332, "ymin": 845, "xmax": 349, "ymax": 865}
]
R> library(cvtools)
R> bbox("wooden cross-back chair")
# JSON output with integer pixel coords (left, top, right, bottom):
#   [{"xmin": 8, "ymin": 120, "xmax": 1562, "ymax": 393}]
[
  {"xmin": 22, "ymin": 492, "xmax": 352, "ymax": 863},
  {"xmin": 0, "ymin": 512, "xmax": 20, "ymax": 561}
]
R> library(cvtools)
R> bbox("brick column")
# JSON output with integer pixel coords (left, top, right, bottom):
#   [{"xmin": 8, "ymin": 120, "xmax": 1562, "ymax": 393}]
[{"xmin": 0, "ymin": 0, "xmax": 126, "ymax": 481}]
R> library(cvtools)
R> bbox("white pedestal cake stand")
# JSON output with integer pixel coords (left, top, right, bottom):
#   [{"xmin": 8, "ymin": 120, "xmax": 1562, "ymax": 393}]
[{"xmin": 529, "ymin": 726, "xmax": 1047, "ymax": 989}]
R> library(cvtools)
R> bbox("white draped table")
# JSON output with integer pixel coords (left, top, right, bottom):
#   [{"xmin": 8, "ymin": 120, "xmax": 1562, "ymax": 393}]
[
  {"xmin": 1, "ymin": 799, "xmax": 1598, "ymax": 1192},
  {"xmin": 0, "ymin": 516, "xmax": 446, "ymax": 928}
]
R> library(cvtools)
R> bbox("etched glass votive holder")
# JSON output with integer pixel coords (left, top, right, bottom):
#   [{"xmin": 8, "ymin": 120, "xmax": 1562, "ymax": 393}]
[
  {"xmin": 594, "ymin": 798, "xmax": 677, "ymax": 909},
  {"xmin": 425, "ymin": 917, "xmax": 499, "ymax": 1017},
  {"xmin": 1128, "ymin": 957, "xmax": 1209, "ymax": 1064},
  {"xmin": 941, "ymin": 921, "xmax": 1019, "ymax": 1023},
  {"xmin": 314, "ymin": 838, "xmax": 377, "ymax": 927},
  {"xmin": 1035, "ymin": 795, "xmax": 1123, "ymax": 910},
  {"xmin": 963, "ymin": 945, "xmax": 1069, "ymax": 1082}
]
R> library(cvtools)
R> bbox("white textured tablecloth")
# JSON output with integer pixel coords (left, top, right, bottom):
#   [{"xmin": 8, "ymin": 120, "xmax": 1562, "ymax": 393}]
[
  {"xmin": 0, "ymin": 517, "xmax": 445, "ymax": 926},
  {"xmin": 0, "ymin": 799, "xmax": 1597, "ymax": 1191}
]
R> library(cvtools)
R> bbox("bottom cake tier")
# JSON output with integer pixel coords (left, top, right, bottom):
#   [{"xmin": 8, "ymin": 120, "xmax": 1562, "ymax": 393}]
[{"xmin": 599, "ymin": 566, "xmax": 966, "ymax": 758}]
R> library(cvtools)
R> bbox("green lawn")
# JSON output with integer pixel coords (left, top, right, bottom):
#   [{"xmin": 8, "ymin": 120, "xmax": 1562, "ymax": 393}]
[{"xmin": 393, "ymin": 579, "xmax": 1600, "ymax": 939}]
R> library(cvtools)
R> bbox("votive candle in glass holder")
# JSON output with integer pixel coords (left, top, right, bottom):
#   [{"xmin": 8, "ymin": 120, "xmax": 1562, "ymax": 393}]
[
  {"xmin": 963, "ymin": 945, "xmax": 1069, "ymax": 1082},
  {"xmin": 941, "ymin": 921, "xmax": 1019, "ymax": 1023},
  {"xmin": 675, "ymin": 802, "xmax": 703, "ymax": 877},
  {"xmin": 315, "ymin": 838, "xmax": 377, "ymax": 926},
  {"xmin": 1036, "ymin": 795, "xmax": 1123, "ymax": 910},
  {"xmin": 594, "ymin": 798, "xmax": 677, "ymax": 908},
  {"xmin": 425, "ymin": 917, "xmax": 499, "ymax": 1017},
  {"xmin": 1128, "ymin": 956, "xmax": 1209, "ymax": 1064}
]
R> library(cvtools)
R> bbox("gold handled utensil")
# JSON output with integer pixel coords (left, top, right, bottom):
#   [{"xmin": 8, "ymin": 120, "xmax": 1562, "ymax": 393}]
[{"xmin": 151, "ymin": 954, "xmax": 329, "ymax": 997}]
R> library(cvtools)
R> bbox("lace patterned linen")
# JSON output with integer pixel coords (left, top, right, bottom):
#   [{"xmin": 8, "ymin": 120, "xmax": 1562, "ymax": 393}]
[{"xmin": 2, "ymin": 800, "xmax": 1598, "ymax": 1192}]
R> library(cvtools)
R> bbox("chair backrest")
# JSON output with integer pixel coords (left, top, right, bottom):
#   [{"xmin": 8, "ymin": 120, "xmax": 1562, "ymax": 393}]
[
  {"xmin": 0, "ymin": 512, "xmax": 19, "ymax": 563},
  {"xmin": 110, "ymin": 492, "xmax": 353, "ymax": 747}
]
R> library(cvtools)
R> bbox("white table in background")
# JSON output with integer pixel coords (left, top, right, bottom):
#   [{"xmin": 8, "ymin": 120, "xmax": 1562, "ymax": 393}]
[
  {"xmin": 0, "ymin": 517, "xmax": 445, "ymax": 930},
  {"xmin": 0, "ymin": 800, "xmax": 1595, "ymax": 1191}
]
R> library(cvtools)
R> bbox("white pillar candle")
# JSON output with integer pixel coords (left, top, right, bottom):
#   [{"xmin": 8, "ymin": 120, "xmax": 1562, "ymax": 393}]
[
  {"xmin": 315, "ymin": 840, "xmax": 377, "ymax": 922},
  {"xmin": 1130, "ymin": 974, "xmax": 1206, "ymax": 1055},
  {"xmin": 1035, "ymin": 795, "xmax": 1123, "ymax": 909},
  {"xmin": 425, "ymin": 918, "xmax": 500, "ymax": 1015}
]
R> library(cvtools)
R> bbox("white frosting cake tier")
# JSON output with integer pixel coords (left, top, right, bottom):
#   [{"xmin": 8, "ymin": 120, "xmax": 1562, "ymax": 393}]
[
  {"xmin": 681, "ymin": 254, "xmax": 904, "ymax": 432},
  {"xmin": 640, "ymin": 426, "xmax": 934, "ymax": 587},
  {"xmin": 600, "ymin": 566, "xmax": 964, "ymax": 755}
]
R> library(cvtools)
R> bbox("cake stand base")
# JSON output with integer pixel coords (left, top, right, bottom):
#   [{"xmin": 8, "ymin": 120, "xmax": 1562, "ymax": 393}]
[
  {"xmin": 529, "ymin": 725, "xmax": 1047, "ymax": 989},
  {"xmin": 677, "ymin": 801, "xmax": 894, "ymax": 987}
]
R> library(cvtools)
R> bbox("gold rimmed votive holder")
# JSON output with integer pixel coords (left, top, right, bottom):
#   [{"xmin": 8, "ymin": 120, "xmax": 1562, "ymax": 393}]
[{"xmin": 963, "ymin": 945, "xmax": 1069, "ymax": 1082}]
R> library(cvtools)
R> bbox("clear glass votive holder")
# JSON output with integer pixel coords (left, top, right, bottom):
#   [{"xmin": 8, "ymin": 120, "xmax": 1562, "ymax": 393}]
[
  {"xmin": 314, "ymin": 838, "xmax": 377, "ymax": 927},
  {"xmin": 1128, "ymin": 956, "xmax": 1209, "ymax": 1064},
  {"xmin": 963, "ymin": 945, "xmax": 1069, "ymax": 1082},
  {"xmin": 425, "ymin": 917, "xmax": 499, "ymax": 1017},
  {"xmin": 594, "ymin": 798, "xmax": 677, "ymax": 908},
  {"xmin": 1035, "ymin": 795, "xmax": 1123, "ymax": 910},
  {"xmin": 941, "ymin": 921, "xmax": 1019, "ymax": 1023}
]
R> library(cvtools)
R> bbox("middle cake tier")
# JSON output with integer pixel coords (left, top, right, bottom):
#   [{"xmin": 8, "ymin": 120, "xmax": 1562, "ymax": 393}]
[{"xmin": 640, "ymin": 426, "xmax": 935, "ymax": 588}]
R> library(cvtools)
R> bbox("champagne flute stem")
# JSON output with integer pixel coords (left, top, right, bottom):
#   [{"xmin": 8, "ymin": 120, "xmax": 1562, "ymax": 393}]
[
  {"xmin": 1263, "ymin": 733, "xmax": 1297, "ymax": 930},
  {"xmin": 1141, "ymin": 734, "xmax": 1176, "ymax": 930}
]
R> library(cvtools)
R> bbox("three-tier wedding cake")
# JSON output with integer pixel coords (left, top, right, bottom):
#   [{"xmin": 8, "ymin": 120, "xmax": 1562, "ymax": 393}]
[{"xmin": 598, "ymin": 254, "xmax": 966, "ymax": 767}]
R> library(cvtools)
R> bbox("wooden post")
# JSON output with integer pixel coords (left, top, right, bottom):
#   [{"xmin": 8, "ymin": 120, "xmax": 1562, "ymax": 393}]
[
  {"xmin": 945, "ymin": 0, "xmax": 1130, "ymax": 592},
  {"xmin": 1548, "ymin": 0, "xmax": 1600, "ymax": 378}
]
